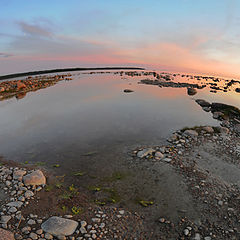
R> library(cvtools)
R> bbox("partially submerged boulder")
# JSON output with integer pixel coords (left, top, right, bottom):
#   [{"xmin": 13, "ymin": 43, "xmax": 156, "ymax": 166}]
[
  {"xmin": 23, "ymin": 170, "xmax": 46, "ymax": 186},
  {"xmin": 41, "ymin": 216, "xmax": 78, "ymax": 237}
]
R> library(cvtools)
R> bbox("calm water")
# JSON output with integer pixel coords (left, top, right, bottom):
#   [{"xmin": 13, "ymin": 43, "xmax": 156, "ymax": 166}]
[{"xmin": 0, "ymin": 70, "xmax": 239, "ymax": 168}]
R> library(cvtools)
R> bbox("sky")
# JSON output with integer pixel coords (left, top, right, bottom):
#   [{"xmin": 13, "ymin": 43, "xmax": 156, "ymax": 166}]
[{"xmin": 0, "ymin": 0, "xmax": 240, "ymax": 78}]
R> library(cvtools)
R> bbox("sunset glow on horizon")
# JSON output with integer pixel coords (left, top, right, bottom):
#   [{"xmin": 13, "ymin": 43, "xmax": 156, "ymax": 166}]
[{"xmin": 1, "ymin": 0, "xmax": 240, "ymax": 78}]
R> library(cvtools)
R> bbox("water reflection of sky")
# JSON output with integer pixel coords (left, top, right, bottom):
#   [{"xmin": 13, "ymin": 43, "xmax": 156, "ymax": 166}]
[{"xmin": 0, "ymin": 71, "xmax": 238, "ymax": 165}]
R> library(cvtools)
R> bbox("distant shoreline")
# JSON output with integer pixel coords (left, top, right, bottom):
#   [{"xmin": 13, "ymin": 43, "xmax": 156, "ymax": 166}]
[{"xmin": 0, "ymin": 67, "xmax": 145, "ymax": 81}]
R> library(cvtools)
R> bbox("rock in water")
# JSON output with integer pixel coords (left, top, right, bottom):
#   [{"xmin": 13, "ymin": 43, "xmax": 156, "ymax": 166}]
[
  {"xmin": 123, "ymin": 89, "xmax": 134, "ymax": 93},
  {"xmin": 213, "ymin": 112, "xmax": 224, "ymax": 119},
  {"xmin": 0, "ymin": 228, "xmax": 15, "ymax": 240},
  {"xmin": 183, "ymin": 129, "xmax": 198, "ymax": 137},
  {"xmin": 195, "ymin": 99, "xmax": 211, "ymax": 107},
  {"xmin": 23, "ymin": 170, "xmax": 46, "ymax": 186},
  {"xmin": 187, "ymin": 88, "xmax": 197, "ymax": 95},
  {"xmin": 41, "ymin": 216, "xmax": 78, "ymax": 236},
  {"xmin": 235, "ymin": 88, "xmax": 240, "ymax": 93}
]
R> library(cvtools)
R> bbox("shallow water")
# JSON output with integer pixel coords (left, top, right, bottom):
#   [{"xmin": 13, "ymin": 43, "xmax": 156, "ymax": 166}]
[{"xmin": 0, "ymin": 71, "xmax": 224, "ymax": 164}]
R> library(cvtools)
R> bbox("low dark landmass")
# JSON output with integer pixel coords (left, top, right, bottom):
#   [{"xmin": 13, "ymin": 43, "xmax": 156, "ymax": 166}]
[{"xmin": 0, "ymin": 67, "xmax": 144, "ymax": 81}]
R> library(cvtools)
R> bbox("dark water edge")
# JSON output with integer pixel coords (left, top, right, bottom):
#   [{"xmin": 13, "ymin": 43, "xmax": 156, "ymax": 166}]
[{"xmin": 0, "ymin": 67, "xmax": 144, "ymax": 80}]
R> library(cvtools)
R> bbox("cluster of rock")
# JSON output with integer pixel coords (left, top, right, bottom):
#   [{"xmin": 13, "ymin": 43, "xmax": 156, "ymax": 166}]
[
  {"xmin": 134, "ymin": 125, "xmax": 221, "ymax": 163},
  {"xmin": 135, "ymin": 71, "xmax": 240, "ymax": 94},
  {"xmin": 0, "ymin": 74, "xmax": 72, "ymax": 101},
  {"xmin": 140, "ymin": 79, "xmax": 205, "ymax": 91},
  {"xmin": 18, "ymin": 211, "xmax": 113, "ymax": 239},
  {"xmin": 0, "ymin": 165, "xmax": 118, "ymax": 239},
  {"xmin": 195, "ymin": 99, "xmax": 240, "ymax": 130},
  {"xmin": 0, "ymin": 167, "xmax": 46, "ymax": 238}
]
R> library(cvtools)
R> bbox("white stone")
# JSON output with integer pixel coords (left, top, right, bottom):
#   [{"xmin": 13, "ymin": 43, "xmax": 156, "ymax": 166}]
[{"xmin": 41, "ymin": 216, "xmax": 78, "ymax": 237}]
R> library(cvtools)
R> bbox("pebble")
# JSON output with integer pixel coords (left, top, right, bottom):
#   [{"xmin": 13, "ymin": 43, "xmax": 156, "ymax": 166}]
[
  {"xmin": 29, "ymin": 232, "xmax": 38, "ymax": 239},
  {"xmin": 183, "ymin": 228, "xmax": 190, "ymax": 236}
]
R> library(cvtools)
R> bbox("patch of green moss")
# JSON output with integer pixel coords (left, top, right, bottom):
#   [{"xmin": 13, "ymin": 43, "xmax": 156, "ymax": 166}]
[
  {"xmin": 82, "ymin": 151, "xmax": 97, "ymax": 156},
  {"xmin": 102, "ymin": 171, "xmax": 127, "ymax": 183},
  {"xmin": 88, "ymin": 185, "xmax": 101, "ymax": 192},
  {"xmin": 95, "ymin": 200, "xmax": 106, "ymax": 206},
  {"xmin": 61, "ymin": 205, "xmax": 67, "ymax": 212},
  {"xmin": 103, "ymin": 188, "xmax": 121, "ymax": 203},
  {"xmin": 53, "ymin": 164, "xmax": 60, "ymax": 168},
  {"xmin": 73, "ymin": 171, "xmax": 86, "ymax": 177},
  {"xmin": 55, "ymin": 182, "xmax": 63, "ymax": 189},
  {"xmin": 138, "ymin": 199, "xmax": 154, "ymax": 207},
  {"xmin": 45, "ymin": 185, "xmax": 54, "ymax": 192},
  {"xmin": 35, "ymin": 161, "xmax": 46, "ymax": 166},
  {"xmin": 71, "ymin": 206, "xmax": 83, "ymax": 215}
]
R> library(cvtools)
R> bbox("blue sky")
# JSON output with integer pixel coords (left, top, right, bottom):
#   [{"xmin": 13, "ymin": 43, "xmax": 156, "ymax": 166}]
[{"xmin": 0, "ymin": 0, "xmax": 240, "ymax": 77}]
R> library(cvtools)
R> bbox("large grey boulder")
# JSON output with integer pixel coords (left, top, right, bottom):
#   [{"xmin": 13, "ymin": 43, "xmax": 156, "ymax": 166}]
[
  {"xmin": 41, "ymin": 216, "xmax": 78, "ymax": 237},
  {"xmin": 23, "ymin": 170, "xmax": 46, "ymax": 186}
]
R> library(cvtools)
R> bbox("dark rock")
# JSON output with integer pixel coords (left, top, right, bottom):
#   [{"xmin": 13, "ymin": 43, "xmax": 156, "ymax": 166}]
[
  {"xmin": 187, "ymin": 88, "xmax": 197, "ymax": 96},
  {"xmin": 195, "ymin": 99, "xmax": 211, "ymax": 107},
  {"xmin": 211, "ymin": 103, "xmax": 240, "ymax": 118},
  {"xmin": 124, "ymin": 89, "xmax": 134, "ymax": 93}
]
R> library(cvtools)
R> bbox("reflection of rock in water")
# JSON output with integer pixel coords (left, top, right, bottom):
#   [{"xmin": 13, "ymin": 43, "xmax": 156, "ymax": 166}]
[
  {"xmin": 187, "ymin": 88, "xmax": 197, "ymax": 96},
  {"xmin": 16, "ymin": 92, "xmax": 27, "ymax": 100}
]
